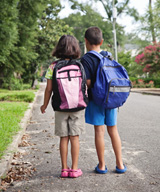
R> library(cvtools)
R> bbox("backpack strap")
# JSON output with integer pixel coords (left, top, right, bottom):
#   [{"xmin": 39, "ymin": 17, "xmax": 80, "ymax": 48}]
[{"xmin": 88, "ymin": 50, "xmax": 103, "ymax": 60}]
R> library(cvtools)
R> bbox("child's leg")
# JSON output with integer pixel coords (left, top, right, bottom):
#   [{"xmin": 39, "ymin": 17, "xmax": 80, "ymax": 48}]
[
  {"xmin": 107, "ymin": 125, "xmax": 124, "ymax": 169},
  {"xmin": 69, "ymin": 135, "xmax": 79, "ymax": 170},
  {"xmin": 94, "ymin": 125, "xmax": 106, "ymax": 170},
  {"xmin": 60, "ymin": 136, "xmax": 69, "ymax": 169}
]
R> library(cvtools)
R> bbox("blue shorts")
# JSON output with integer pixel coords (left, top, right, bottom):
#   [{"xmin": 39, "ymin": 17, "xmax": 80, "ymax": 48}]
[{"xmin": 85, "ymin": 101, "xmax": 117, "ymax": 126}]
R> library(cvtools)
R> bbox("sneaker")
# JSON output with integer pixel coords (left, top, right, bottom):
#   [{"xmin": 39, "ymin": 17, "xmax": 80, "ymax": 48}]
[
  {"xmin": 61, "ymin": 168, "xmax": 70, "ymax": 178},
  {"xmin": 69, "ymin": 169, "xmax": 83, "ymax": 178}
]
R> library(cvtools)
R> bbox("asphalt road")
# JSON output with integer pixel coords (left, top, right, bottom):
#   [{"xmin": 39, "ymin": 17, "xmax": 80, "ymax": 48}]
[{"xmin": 5, "ymin": 84, "xmax": 160, "ymax": 192}]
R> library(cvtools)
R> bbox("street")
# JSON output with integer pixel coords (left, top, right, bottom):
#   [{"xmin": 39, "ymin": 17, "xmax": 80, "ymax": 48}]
[{"xmin": 6, "ymin": 83, "xmax": 160, "ymax": 192}]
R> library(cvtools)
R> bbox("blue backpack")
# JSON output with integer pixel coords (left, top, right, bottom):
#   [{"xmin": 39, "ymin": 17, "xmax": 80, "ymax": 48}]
[{"xmin": 89, "ymin": 50, "xmax": 132, "ymax": 109}]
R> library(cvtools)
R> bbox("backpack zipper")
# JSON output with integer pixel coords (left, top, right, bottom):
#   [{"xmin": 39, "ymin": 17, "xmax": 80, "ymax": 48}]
[
  {"xmin": 58, "ymin": 69, "xmax": 79, "ymax": 73},
  {"xmin": 58, "ymin": 69, "xmax": 79, "ymax": 81}
]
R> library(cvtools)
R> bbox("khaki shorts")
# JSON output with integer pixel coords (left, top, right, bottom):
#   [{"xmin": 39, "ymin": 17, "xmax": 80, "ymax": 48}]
[{"xmin": 55, "ymin": 110, "xmax": 85, "ymax": 137}]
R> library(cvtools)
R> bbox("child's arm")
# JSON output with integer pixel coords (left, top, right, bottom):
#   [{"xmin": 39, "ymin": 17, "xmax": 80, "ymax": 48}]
[
  {"xmin": 86, "ymin": 79, "xmax": 91, "ymax": 88},
  {"xmin": 40, "ymin": 79, "xmax": 52, "ymax": 113}
]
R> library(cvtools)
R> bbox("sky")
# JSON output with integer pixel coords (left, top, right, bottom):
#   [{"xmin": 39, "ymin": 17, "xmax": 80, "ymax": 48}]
[{"xmin": 59, "ymin": 0, "xmax": 156, "ymax": 33}]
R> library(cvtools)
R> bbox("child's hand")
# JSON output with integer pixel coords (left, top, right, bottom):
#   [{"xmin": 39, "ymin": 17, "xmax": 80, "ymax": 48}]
[{"xmin": 40, "ymin": 105, "xmax": 46, "ymax": 114}]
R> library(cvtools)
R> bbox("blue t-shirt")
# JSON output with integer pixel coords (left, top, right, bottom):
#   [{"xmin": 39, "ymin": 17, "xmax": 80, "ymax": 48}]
[{"xmin": 81, "ymin": 51, "xmax": 109, "ymax": 100}]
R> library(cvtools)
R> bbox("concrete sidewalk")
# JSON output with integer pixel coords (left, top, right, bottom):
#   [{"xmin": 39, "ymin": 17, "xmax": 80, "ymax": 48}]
[{"xmin": 0, "ymin": 83, "xmax": 160, "ymax": 191}]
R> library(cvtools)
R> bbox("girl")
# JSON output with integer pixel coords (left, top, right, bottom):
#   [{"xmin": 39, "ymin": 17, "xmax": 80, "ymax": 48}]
[{"xmin": 40, "ymin": 35, "xmax": 85, "ymax": 178}]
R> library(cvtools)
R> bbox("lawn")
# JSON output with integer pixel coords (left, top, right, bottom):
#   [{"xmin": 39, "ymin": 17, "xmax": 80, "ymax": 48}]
[
  {"xmin": 0, "ymin": 89, "xmax": 36, "ymax": 159},
  {"xmin": 0, "ymin": 90, "xmax": 35, "ymax": 102}
]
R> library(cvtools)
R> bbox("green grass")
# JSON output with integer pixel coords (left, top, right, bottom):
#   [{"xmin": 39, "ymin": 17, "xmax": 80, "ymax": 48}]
[
  {"xmin": 0, "ymin": 89, "xmax": 36, "ymax": 159},
  {"xmin": 0, "ymin": 90, "xmax": 35, "ymax": 102},
  {"xmin": 0, "ymin": 89, "xmax": 9, "ymax": 93},
  {"xmin": 0, "ymin": 102, "xmax": 29, "ymax": 159}
]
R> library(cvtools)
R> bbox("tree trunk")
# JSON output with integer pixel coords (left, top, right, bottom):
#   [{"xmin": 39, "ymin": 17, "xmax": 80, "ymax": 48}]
[
  {"xmin": 149, "ymin": 0, "xmax": 156, "ymax": 42},
  {"xmin": 0, "ymin": 66, "xmax": 4, "ymax": 88}
]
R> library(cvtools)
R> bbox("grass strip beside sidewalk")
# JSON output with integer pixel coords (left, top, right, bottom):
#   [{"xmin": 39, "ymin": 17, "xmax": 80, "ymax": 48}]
[
  {"xmin": 0, "ymin": 90, "xmax": 36, "ymax": 159},
  {"xmin": 0, "ymin": 90, "xmax": 35, "ymax": 102},
  {"xmin": 0, "ymin": 102, "xmax": 28, "ymax": 159}
]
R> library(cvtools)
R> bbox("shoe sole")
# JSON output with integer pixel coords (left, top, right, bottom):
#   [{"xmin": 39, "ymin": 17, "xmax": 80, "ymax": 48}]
[{"xmin": 69, "ymin": 174, "xmax": 82, "ymax": 178}]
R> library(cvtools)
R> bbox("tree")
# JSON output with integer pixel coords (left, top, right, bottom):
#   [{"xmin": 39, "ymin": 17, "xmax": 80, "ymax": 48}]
[
  {"xmin": 153, "ymin": 0, "xmax": 160, "ymax": 41},
  {"xmin": 0, "ymin": 0, "xmax": 73, "ymax": 89},
  {"xmin": 37, "ymin": 1, "xmax": 73, "ymax": 63},
  {"xmin": 35, "ymin": 4, "xmax": 73, "ymax": 83},
  {"xmin": 0, "ymin": 0, "xmax": 19, "ymax": 87},
  {"xmin": 124, "ymin": 33, "xmax": 149, "ymax": 49},
  {"xmin": 118, "ymin": 51, "xmax": 131, "ymax": 72},
  {"xmin": 63, "ymin": 3, "xmax": 125, "ymax": 53},
  {"xmin": 139, "ymin": 0, "xmax": 160, "ymax": 43},
  {"xmin": 69, "ymin": 0, "xmax": 139, "ymax": 21},
  {"xmin": 66, "ymin": 0, "xmax": 140, "ymax": 53},
  {"xmin": 19, "ymin": 0, "xmax": 73, "ymax": 86},
  {"xmin": 149, "ymin": 0, "xmax": 156, "ymax": 42},
  {"xmin": 135, "ymin": 42, "xmax": 160, "ymax": 76},
  {"xmin": 0, "ymin": 0, "xmax": 47, "ymax": 88},
  {"xmin": 64, "ymin": 5, "xmax": 112, "ymax": 42},
  {"xmin": 16, "ymin": 0, "xmax": 49, "ymax": 85}
]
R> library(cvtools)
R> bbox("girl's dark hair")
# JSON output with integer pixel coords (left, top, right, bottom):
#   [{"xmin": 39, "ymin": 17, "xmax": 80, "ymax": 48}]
[
  {"xmin": 85, "ymin": 26, "xmax": 103, "ymax": 45},
  {"xmin": 52, "ymin": 35, "xmax": 81, "ymax": 59}
]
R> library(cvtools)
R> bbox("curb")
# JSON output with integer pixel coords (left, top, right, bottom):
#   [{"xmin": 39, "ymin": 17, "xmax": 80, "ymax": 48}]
[
  {"xmin": 131, "ymin": 89, "xmax": 160, "ymax": 96},
  {"xmin": 0, "ymin": 88, "xmax": 40, "ymax": 184}
]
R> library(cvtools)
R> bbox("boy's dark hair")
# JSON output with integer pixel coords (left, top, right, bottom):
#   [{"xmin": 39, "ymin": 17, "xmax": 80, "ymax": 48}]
[
  {"xmin": 85, "ymin": 26, "xmax": 103, "ymax": 45},
  {"xmin": 52, "ymin": 35, "xmax": 81, "ymax": 59}
]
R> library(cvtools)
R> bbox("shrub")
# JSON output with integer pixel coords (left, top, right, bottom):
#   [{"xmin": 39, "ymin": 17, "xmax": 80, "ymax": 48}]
[
  {"xmin": 22, "ymin": 84, "xmax": 32, "ymax": 90},
  {"xmin": 130, "ymin": 77, "xmax": 157, "ymax": 88},
  {"xmin": 2, "ymin": 78, "xmax": 23, "ymax": 90},
  {"xmin": 118, "ymin": 51, "xmax": 132, "ymax": 72},
  {"xmin": 135, "ymin": 42, "xmax": 160, "ymax": 76},
  {"xmin": 138, "ymin": 79, "xmax": 144, "ymax": 84}
]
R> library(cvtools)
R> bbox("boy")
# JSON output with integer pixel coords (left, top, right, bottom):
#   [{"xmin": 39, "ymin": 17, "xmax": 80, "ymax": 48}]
[{"xmin": 81, "ymin": 26, "xmax": 127, "ymax": 174}]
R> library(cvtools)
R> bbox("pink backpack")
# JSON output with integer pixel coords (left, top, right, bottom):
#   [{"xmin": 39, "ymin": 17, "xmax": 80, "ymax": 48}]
[{"xmin": 52, "ymin": 59, "xmax": 88, "ymax": 112}]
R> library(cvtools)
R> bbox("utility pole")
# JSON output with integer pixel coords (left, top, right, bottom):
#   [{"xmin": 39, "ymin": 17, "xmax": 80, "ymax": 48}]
[{"xmin": 112, "ymin": 0, "xmax": 118, "ymax": 61}]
